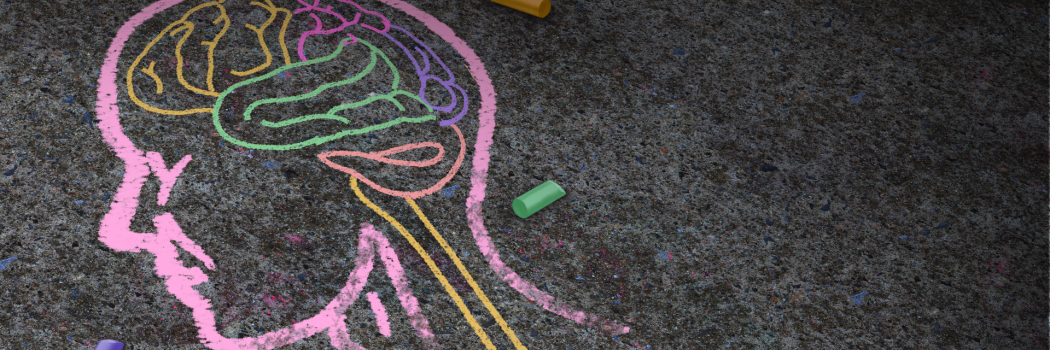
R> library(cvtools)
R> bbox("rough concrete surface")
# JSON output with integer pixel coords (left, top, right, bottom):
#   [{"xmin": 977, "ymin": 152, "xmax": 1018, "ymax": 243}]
[{"xmin": 0, "ymin": 0, "xmax": 1047, "ymax": 349}]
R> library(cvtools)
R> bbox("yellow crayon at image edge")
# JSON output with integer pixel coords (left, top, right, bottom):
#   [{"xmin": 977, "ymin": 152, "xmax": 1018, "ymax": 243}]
[{"xmin": 491, "ymin": 0, "xmax": 551, "ymax": 18}]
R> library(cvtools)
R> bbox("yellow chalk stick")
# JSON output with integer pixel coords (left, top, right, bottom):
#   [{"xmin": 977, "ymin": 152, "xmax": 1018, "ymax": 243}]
[{"xmin": 491, "ymin": 0, "xmax": 550, "ymax": 18}]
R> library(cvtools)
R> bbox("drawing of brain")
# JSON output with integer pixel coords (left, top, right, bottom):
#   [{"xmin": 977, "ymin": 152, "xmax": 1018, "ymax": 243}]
[{"xmin": 95, "ymin": 0, "xmax": 628, "ymax": 348}]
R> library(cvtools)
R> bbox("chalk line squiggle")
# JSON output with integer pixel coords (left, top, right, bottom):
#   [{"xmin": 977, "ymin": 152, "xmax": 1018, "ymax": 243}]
[
  {"xmin": 125, "ymin": 1, "xmax": 230, "ymax": 115},
  {"xmin": 173, "ymin": 2, "xmax": 229, "ymax": 96},
  {"xmin": 318, "ymin": 124, "xmax": 464, "ymax": 200},
  {"xmin": 293, "ymin": 0, "xmax": 469, "ymax": 126},
  {"xmin": 126, "ymin": 0, "xmax": 294, "ymax": 116},
  {"xmin": 231, "ymin": 0, "xmax": 294, "ymax": 76},
  {"xmin": 322, "ymin": 141, "xmax": 445, "ymax": 168},
  {"xmin": 379, "ymin": 25, "xmax": 469, "ymax": 126},
  {"xmin": 141, "ymin": 61, "xmax": 164, "ymax": 94},
  {"xmin": 213, "ymin": 38, "xmax": 436, "ymax": 151},
  {"xmin": 293, "ymin": 0, "xmax": 390, "ymax": 63}
]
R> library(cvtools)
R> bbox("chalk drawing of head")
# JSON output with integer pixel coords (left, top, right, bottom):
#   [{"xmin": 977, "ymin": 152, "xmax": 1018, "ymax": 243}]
[{"xmin": 96, "ymin": 0, "xmax": 629, "ymax": 349}]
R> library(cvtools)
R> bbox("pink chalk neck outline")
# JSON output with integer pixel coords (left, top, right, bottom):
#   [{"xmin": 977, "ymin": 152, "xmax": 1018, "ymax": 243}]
[{"xmin": 96, "ymin": 0, "xmax": 628, "ymax": 348}]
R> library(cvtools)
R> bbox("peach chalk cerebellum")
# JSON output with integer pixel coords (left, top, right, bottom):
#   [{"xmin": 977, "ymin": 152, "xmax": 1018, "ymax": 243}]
[{"xmin": 97, "ymin": 0, "xmax": 628, "ymax": 349}]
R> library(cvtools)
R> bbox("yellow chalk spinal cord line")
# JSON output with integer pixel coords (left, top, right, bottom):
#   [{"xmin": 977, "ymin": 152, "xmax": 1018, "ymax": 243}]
[
  {"xmin": 406, "ymin": 198, "xmax": 529, "ymax": 350},
  {"xmin": 351, "ymin": 177, "xmax": 499, "ymax": 350},
  {"xmin": 126, "ymin": 0, "xmax": 294, "ymax": 116},
  {"xmin": 232, "ymin": 0, "xmax": 292, "ymax": 76}
]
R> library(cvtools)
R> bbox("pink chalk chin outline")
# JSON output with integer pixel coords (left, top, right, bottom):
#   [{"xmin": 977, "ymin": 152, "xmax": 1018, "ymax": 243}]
[{"xmin": 96, "ymin": 0, "xmax": 628, "ymax": 348}]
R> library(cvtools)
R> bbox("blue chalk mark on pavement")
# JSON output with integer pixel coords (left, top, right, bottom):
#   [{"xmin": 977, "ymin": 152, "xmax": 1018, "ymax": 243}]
[
  {"xmin": 0, "ymin": 257, "xmax": 16, "ymax": 270},
  {"xmin": 3, "ymin": 163, "xmax": 16, "ymax": 176},
  {"xmin": 851, "ymin": 291, "xmax": 869, "ymax": 305},
  {"xmin": 849, "ymin": 93, "xmax": 866, "ymax": 104},
  {"xmin": 82, "ymin": 111, "xmax": 93, "ymax": 127},
  {"xmin": 441, "ymin": 185, "xmax": 460, "ymax": 197}
]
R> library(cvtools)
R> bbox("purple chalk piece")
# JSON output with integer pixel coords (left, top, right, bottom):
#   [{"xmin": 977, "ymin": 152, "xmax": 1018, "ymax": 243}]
[{"xmin": 94, "ymin": 339, "xmax": 124, "ymax": 350}]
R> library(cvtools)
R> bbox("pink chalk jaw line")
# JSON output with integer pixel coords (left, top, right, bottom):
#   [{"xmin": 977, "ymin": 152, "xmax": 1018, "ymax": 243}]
[{"xmin": 317, "ymin": 125, "xmax": 465, "ymax": 200}]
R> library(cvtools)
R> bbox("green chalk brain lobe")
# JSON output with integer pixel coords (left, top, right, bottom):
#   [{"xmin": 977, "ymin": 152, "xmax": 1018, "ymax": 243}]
[{"xmin": 212, "ymin": 39, "xmax": 437, "ymax": 151}]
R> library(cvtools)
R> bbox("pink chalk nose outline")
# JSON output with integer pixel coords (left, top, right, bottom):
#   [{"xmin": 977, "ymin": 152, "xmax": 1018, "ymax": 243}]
[{"xmin": 95, "ymin": 0, "xmax": 630, "ymax": 349}]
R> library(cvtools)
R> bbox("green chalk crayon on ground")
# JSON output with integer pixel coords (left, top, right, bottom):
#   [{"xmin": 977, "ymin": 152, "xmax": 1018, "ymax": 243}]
[{"xmin": 513, "ymin": 180, "xmax": 565, "ymax": 219}]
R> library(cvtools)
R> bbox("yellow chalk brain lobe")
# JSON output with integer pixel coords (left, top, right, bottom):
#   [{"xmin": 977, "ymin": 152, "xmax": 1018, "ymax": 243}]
[{"xmin": 127, "ymin": 0, "xmax": 292, "ymax": 115}]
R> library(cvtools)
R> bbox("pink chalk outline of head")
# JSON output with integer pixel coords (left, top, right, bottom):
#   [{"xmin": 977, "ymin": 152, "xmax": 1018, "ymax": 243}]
[{"xmin": 96, "ymin": 0, "xmax": 629, "ymax": 348}]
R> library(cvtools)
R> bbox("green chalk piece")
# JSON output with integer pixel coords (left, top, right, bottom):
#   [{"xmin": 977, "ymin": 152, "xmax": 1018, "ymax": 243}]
[{"xmin": 513, "ymin": 180, "xmax": 566, "ymax": 219}]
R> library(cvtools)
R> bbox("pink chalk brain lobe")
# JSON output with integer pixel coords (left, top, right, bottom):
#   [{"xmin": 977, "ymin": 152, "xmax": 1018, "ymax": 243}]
[{"xmin": 96, "ymin": 0, "xmax": 629, "ymax": 348}]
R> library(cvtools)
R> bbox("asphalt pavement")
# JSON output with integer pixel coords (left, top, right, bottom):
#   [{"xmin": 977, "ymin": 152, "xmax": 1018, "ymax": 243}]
[{"xmin": 0, "ymin": 0, "xmax": 1047, "ymax": 349}]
